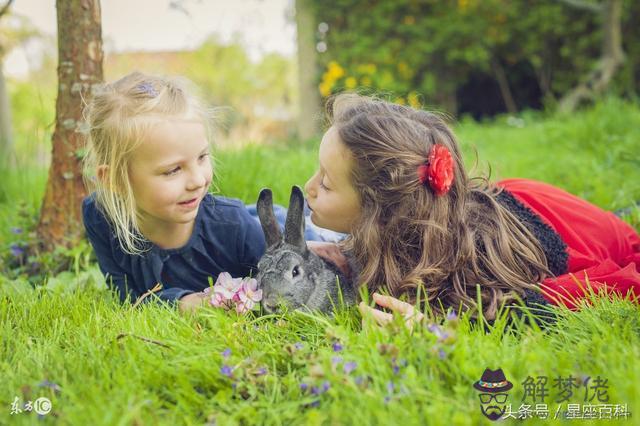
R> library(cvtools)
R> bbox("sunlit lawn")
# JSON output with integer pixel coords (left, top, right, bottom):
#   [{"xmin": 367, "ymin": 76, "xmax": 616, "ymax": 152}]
[{"xmin": 1, "ymin": 98, "xmax": 639, "ymax": 424}]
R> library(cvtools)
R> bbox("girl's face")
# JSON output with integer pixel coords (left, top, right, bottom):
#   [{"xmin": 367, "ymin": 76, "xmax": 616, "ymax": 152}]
[
  {"xmin": 128, "ymin": 120, "xmax": 212, "ymax": 231},
  {"xmin": 304, "ymin": 126, "xmax": 361, "ymax": 233}
]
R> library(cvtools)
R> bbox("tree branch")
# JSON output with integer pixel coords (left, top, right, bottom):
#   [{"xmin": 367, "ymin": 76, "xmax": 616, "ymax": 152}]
[{"xmin": 0, "ymin": 0, "xmax": 14, "ymax": 19}]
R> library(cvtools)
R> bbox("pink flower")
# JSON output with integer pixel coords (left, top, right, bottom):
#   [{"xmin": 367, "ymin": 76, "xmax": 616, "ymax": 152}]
[
  {"xmin": 235, "ymin": 300, "xmax": 250, "ymax": 314},
  {"xmin": 209, "ymin": 291, "xmax": 227, "ymax": 308},
  {"xmin": 239, "ymin": 278, "xmax": 262, "ymax": 309},
  {"xmin": 214, "ymin": 272, "xmax": 242, "ymax": 299},
  {"xmin": 206, "ymin": 273, "xmax": 263, "ymax": 314}
]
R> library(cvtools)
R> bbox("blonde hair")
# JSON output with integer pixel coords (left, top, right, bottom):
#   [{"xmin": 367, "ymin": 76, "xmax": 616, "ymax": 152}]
[
  {"xmin": 329, "ymin": 94, "xmax": 550, "ymax": 320},
  {"xmin": 83, "ymin": 71, "xmax": 213, "ymax": 255}
]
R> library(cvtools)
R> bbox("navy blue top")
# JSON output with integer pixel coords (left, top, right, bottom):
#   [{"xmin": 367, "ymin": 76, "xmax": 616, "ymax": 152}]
[{"xmin": 82, "ymin": 193, "xmax": 266, "ymax": 306}]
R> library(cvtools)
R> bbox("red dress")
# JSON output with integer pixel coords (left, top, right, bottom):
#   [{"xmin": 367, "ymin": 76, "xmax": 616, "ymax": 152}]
[{"xmin": 497, "ymin": 178, "xmax": 640, "ymax": 309}]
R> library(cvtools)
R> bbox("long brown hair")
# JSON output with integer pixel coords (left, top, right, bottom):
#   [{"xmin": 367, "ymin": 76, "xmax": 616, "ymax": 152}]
[{"xmin": 330, "ymin": 94, "xmax": 550, "ymax": 319}]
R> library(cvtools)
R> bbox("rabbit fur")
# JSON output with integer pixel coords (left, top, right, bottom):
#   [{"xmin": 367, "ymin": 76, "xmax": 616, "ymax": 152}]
[{"xmin": 255, "ymin": 186, "xmax": 357, "ymax": 314}]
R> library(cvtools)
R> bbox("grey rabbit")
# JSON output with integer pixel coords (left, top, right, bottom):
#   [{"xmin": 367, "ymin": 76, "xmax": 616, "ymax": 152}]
[{"xmin": 255, "ymin": 185, "xmax": 357, "ymax": 314}]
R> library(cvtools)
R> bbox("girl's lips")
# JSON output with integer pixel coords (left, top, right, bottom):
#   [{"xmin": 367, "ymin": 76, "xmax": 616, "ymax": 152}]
[{"xmin": 178, "ymin": 197, "xmax": 199, "ymax": 209}]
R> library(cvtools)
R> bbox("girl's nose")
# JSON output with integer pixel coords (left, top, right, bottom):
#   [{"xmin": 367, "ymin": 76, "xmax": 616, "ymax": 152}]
[
  {"xmin": 304, "ymin": 176, "xmax": 316, "ymax": 198},
  {"xmin": 187, "ymin": 170, "xmax": 207, "ymax": 190}
]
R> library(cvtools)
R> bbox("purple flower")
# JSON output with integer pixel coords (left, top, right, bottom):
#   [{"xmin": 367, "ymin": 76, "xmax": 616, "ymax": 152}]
[
  {"xmin": 332, "ymin": 342, "xmax": 343, "ymax": 352},
  {"xmin": 220, "ymin": 365, "xmax": 233, "ymax": 377},
  {"xmin": 294, "ymin": 342, "xmax": 304, "ymax": 350},
  {"xmin": 427, "ymin": 323, "xmax": 449, "ymax": 341},
  {"xmin": 300, "ymin": 383, "xmax": 308, "ymax": 392},
  {"xmin": 256, "ymin": 367, "xmax": 267, "ymax": 376},
  {"xmin": 9, "ymin": 244, "xmax": 24, "ymax": 257},
  {"xmin": 38, "ymin": 379, "xmax": 62, "ymax": 393},
  {"xmin": 343, "ymin": 361, "xmax": 357, "ymax": 374},
  {"xmin": 354, "ymin": 376, "xmax": 364, "ymax": 385},
  {"xmin": 10, "ymin": 227, "xmax": 22, "ymax": 234},
  {"xmin": 321, "ymin": 381, "xmax": 330, "ymax": 392},
  {"xmin": 331, "ymin": 356, "xmax": 343, "ymax": 367},
  {"xmin": 222, "ymin": 348, "xmax": 231, "ymax": 358},
  {"xmin": 309, "ymin": 400, "xmax": 320, "ymax": 408},
  {"xmin": 446, "ymin": 310, "xmax": 458, "ymax": 321},
  {"xmin": 384, "ymin": 396, "xmax": 391, "ymax": 404},
  {"xmin": 310, "ymin": 386, "xmax": 320, "ymax": 395},
  {"xmin": 387, "ymin": 381, "xmax": 395, "ymax": 394},
  {"xmin": 438, "ymin": 348, "xmax": 447, "ymax": 360},
  {"xmin": 392, "ymin": 364, "xmax": 400, "ymax": 375}
]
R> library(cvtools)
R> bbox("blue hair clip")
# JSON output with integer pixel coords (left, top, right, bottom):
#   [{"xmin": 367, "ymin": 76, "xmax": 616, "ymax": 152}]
[{"xmin": 136, "ymin": 82, "xmax": 159, "ymax": 97}]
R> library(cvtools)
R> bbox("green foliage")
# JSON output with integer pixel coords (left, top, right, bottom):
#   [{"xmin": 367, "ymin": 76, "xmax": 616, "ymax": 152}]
[
  {"xmin": 0, "ymin": 285, "xmax": 638, "ymax": 424},
  {"xmin": 312, "ymin": 0, "xmax": 637, "ymax": 112},
  {"xmin": 1, "ymin": 95, "xmax": 639, "ymax": 424}
]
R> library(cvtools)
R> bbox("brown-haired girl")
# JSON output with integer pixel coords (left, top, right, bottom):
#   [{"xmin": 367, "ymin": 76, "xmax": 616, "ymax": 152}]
[{"xmin": 304, "ymin": 94, "xmax": 640, "ymax": 325}]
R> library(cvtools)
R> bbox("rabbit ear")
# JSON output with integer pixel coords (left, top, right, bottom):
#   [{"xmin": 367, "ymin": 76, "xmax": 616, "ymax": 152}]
[
  {"xmin": 284, "ymin": 185, "xmax": 306, "ymax": 250},
  {"xmin": 257, "ymin": 188, "xmax": 282, "ymax": 248}
]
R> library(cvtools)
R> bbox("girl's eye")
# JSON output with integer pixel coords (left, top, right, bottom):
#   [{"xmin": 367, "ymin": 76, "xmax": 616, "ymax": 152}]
[
  {"xmin": 319, "ymin": 180, "xmax": 330, "ymax": 190},
  {"xmin": 164, "ymin": 167, "xmax": 180, "ymax": 176},
  {"xmin": 199, "ymin": 153, "xmax": 209, "ymax": 161}
]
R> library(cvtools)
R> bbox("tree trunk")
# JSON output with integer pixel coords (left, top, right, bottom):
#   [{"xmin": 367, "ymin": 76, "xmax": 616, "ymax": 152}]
[
  {"xmin": 0, "ymin": 0, "xmax": 15, "ymax": 163},
  {"xmin": 491, "ymin": 57, "xmax": 518, "ymax": 114},
  {"xmin": 559, "ymin": 0, "xmax": 625, "ymax": 112},
  {"xmin": 37, "ymin": 0, "xmax": 103, "ymax": 250},
  {"xmin": 0, "ymin": 60, "xmax": 13, "ymax": 164},
  {"xmin": 295, "ymin": 0, "xmax": 321, "ymax": 140}
]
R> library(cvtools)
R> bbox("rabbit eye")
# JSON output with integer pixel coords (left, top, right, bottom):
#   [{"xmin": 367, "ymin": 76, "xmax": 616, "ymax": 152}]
[{"xmin": 292, "ymin": 265, "xmax": 300, "ymax": 278}]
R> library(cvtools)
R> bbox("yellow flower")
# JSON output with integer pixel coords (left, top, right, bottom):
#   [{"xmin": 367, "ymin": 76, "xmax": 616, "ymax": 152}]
[
  {"xmin": 408, "ymin": 92, "xmax": 421, "ymax": 109},
  {"xmin": 361, "ymin": 76, "xmax": 372, "ymax": 86},
  {"xmin": 395, "ymin": 97, "xmax": 406, "ymax": 105},
  {"xmin": 319, "ymin": 81, "xmax": 332, "ymax": 97},
  {"xmin": 403, "ymin": 15, "xmax": 415, "ymax": 25},
  {"xmin": 345, "ymin": 77, "xmax": 357, "ymax": 89},
  {"xmin": 327, "ymin": 61, "xmax": 345, "ymax": 80}
]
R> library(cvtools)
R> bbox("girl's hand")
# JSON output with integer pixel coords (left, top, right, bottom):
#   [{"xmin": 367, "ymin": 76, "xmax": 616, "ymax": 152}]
[
  {"xmin": 359, "ymin": 293, "xmax": 425, "ymax": 331},
  {"xmin": 178, "ymin": 291, "xmax": 209, "ymax": 313},
  {"xmin": 307, "ymin": 241, "xmax": 351, "ymax": 278}
]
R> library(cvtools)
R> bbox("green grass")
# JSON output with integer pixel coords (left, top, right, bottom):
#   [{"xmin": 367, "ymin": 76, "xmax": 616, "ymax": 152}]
[{"xmin": 1, "ymin": 98, "xmax": 640, "ymax": 424}]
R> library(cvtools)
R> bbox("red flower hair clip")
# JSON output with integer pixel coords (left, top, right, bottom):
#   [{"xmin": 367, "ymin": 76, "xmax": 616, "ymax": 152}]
[{"xmin": 417, "ymin": 144, "xmax": 454, "ymax": 196}]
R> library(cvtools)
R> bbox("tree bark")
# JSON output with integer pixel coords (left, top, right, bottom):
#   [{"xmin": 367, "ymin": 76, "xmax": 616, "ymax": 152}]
[
  {"xmin": 559, "ymin": 0, "xmax": 624, "ymax": 112},
  {"xmin": 0, "ymin": 0, "xmax": 15, "ymax": 164},
  {"xmin": 0, "ymin": 61, "xmax": 13, "ymax": 163},
  {"xmin": 491, "ymin": 57, "xmax": 518, "ymax": 114},
  {"xmin": 295, "ymin": 0, "xmax": 321, "ymax": 140},
  {"xmin": 37, "ymin": 0, "xmax": 103, "ymax": 250}
]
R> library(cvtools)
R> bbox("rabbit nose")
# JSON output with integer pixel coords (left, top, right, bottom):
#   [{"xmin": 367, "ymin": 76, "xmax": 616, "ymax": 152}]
[{"xmin": 263, "ymin": 298, "xmax": 279, "ymax": 312}]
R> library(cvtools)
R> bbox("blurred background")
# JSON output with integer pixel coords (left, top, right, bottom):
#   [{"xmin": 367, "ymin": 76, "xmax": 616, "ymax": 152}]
[{"xmin": 1, "ymin": 0, "xmax": 638, "ymax": 162}]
